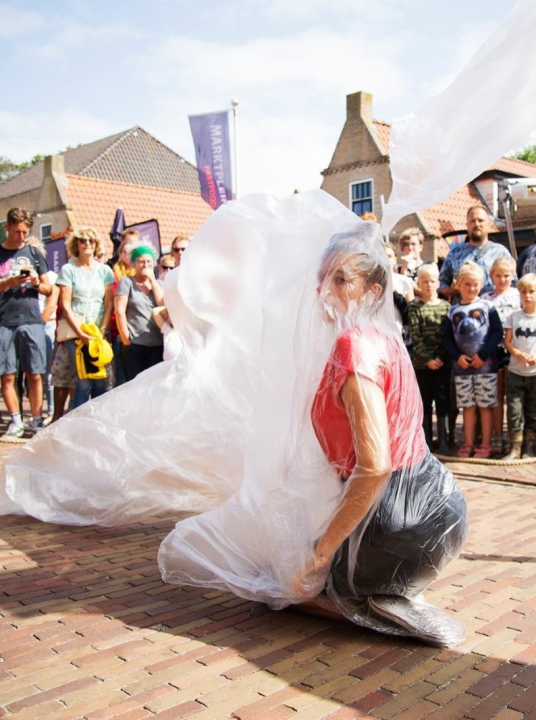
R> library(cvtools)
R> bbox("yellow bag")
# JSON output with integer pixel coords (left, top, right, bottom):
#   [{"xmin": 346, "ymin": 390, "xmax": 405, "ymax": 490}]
[{"xmin": 75, "ymin": 323, "xmax": 114, "ymax": 380}]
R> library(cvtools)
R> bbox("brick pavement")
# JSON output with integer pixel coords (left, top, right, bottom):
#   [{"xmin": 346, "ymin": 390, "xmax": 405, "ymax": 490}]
[{"xmin": 2, "ymin": 436, "xmax": 536, "ymax": 717}]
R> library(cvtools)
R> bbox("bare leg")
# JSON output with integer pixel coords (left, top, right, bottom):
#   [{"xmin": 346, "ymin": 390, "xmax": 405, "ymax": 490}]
[
  {"xmin": 463, "ymin": 406, "xmax": 477, "ymax": 446},
  {"xmin": 480, "ymin": 407, "xmax": 493, "ymax": 446},
  {"xmin": 1, "ymin": 373, "xmax": 19, "ymax": 414},
  {"xmin": 52, "ymin": 387, "xmax": 69, "ymax": 423},
  {"xmin": 26, "ymin": 373, "xmax": 43, "ymax": 417}
]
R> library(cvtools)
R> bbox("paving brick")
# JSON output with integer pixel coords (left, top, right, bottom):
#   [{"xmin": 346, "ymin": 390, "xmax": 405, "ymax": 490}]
[{"xmin": 465, "ymin": 682, "xmax": 526, "ymax": 720}]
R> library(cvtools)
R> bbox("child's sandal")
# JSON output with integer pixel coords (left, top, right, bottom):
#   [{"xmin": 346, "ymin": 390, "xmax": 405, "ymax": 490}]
[
  {"xmin": 458, "ymin": 443, "xmax": 474, "ymax": 458},
  {"xmin": 474, "ymin": 444, "xmax": 492, "ymax": 459}
]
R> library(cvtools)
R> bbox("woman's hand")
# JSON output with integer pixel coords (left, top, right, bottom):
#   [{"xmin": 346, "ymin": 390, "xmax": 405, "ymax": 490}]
[{"xmin": 293, "ymin": 549, "xmax": 332, "ymax": 599}]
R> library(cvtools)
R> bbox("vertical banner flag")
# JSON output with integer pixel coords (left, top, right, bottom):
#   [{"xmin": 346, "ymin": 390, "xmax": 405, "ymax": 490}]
[{"xmin": 189, "ymin": 111, "xmax": 233, "ymax": 209}]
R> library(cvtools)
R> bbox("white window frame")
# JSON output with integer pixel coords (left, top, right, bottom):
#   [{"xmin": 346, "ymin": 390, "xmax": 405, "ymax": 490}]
[
  {"xmin": 40, "ymin": 223, "xmax": 52, "ymax": 243},
  {"xmin": 349, "ymin": 179, "xmax": 374, "ymax": 216}
]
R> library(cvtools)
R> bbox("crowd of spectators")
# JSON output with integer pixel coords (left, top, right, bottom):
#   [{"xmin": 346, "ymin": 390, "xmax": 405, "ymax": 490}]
[
  {"xmin": 0, "ymin": 207, "xmax": 188, "ymax": 440},
  {"xmin": 396, "ymin": 206, "xmax": 536, "ymax": 460},
  {"xmin": 3, "ymin": 202, "xmax": 536, "ymax": 463}
]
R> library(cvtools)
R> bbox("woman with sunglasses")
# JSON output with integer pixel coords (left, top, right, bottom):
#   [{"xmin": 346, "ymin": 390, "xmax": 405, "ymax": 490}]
[{"xmin": 56, "ymin": 227, "xmax": 115, "ymax": 408}]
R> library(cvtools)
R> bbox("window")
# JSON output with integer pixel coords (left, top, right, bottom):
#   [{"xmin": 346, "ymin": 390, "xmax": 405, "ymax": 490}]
[
  {"xmin": 40, "ymin": 224, "xmax": 52, "ymax": 243},
  {"xmin": 350, "ymin": 180, "xmax": 373, "ymax": 216}
]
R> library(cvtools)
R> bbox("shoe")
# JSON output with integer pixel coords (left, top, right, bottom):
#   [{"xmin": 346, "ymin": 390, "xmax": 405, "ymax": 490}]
[
  {"xmin": 473, "ymin": 444, "xmax": 492, "ymax": 459},
  {"xmin": 457, "ymin": 443, "xmax": 473, "ymax": 458},
  {"xmin": 503, "ymin": 432, "xmax": 523, "ymax": 461},
  {"xmin": 491, "ymin": 436, "xmax": 503, "ymax": 457},
  {"xmin": 2, "ymin": 421, "xmax": 25, "ymax": 441},
  {"xmin": 368, "ymin": 595, "xmax": 466, "ymax": 647},
  {"xmin": 27, "ymin": 417, "xmax": 45, "ymax": 434}
]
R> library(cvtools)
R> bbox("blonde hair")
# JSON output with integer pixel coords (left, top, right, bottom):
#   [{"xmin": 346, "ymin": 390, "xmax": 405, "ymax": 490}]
[
  {"xmin": 159, "ymin": 253, "xmax": 175, "ymax": 268},
  {"xmin": 417, "ymin": 263, "xmax": 439, "ymax": 281},
  {"xmin": 65, "ymin": 227, "xmax": 103, "ymax": 259},
  {"xmin": 25, "ymin": 235, "xmax": 46, "ymax": 254},
  {"xmin": 456, "ymin": 261, "xmax": 484, "ymax": 285},
  {"xmin": 490, "ymin": 256, "xmax": 516, "ymax": 275},
  {"xmin": 517, "ymin": 274, "xmax": 536, "ymax": 292},
  {"xmin": 398, "ymin": 227, "xmax": 424, "ymax": 250}
]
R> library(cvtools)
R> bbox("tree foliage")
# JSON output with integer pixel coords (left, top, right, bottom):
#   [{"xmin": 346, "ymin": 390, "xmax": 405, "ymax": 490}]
[{"xmin": 514, "ymin": 144, "xmax": 536, "ymax": 165}]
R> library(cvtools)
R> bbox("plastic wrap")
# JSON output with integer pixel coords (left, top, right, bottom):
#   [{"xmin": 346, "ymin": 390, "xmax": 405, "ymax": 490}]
[
  {"xmin": 382, "ymin": 0, "xmax": 536, "ymax": 235},
  {"xmin": 157, "ymin": 205, "xmax": 468, "ymax": 646},
  {"xmin": 1, "ymin": 191, "xmax": 467, "ymax": 645}
]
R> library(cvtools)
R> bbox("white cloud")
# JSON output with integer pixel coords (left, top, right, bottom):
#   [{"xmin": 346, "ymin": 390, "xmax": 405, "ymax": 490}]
[
  {"xmin": 139, "ymin": 26, "xmax": 409, "ymax": 194},
  {"xmin": 0, "ymin": 110, "xmax": 116, "ymax": 163},
  {"xmin": 0, "ymin": 4, "xmax": 44, "ymax": 38}
]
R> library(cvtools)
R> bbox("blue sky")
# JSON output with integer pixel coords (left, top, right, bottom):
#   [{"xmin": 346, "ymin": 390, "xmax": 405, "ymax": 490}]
[{"xmin": 0, "ymin": 0, "xmax": 520, "ymax": 196}]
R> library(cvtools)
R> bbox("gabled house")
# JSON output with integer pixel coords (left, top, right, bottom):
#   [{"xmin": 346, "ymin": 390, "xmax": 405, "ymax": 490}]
[
  {"xmin": 321, "ymin": 91, "xmax": 536, "ymax": 260},
  {"xmin": 0, "ymin": 127, "xmax": 211, "ymax": 255}
]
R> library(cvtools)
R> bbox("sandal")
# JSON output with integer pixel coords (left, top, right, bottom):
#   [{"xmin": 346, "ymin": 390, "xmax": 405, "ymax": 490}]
[
  {"xmin": 474, "ymin": 444, "xmax": 492, "ymax": 459},
  {"xmin": 457, "ymin": 443, "xmax": 473, "ymax": 458}
]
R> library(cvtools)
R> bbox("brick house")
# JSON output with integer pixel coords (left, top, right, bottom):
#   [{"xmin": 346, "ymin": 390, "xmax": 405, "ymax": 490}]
[
  {"xmin": 0, "ymin": 127, "xmax": 212, "ymax": 257},
  {"xmin": 321, "ymin": 91, "xmax": 536, "ymax": 261}
]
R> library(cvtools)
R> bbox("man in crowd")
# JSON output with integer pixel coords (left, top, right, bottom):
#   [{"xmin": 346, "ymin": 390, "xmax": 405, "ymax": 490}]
[
  {"xmin": 171, "ymin": 235, "xmax": 190, "ymax": 266},
  {"xmin": 0, "ymin": 207, "xmax": 52, "ymax": 439},
  {"xmin": 439, "ymin": 205, "xmax": 514, "ymax": 298}
]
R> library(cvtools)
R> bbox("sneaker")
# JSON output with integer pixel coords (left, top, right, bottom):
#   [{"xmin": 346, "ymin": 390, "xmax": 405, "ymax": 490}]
[
  {"xmin": 2, "ymin": 421, "xmax": 25, "ymax": 441},
  {"xmin": 27, "ymin": 417, "xmax": 46, "ymax": 434},
  {"xmin": 368, "ymin": 595, "xmax": 466, "ymax": 647}
]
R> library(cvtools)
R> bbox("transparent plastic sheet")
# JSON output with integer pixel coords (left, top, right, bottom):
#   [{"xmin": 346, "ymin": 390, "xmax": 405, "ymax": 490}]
[
  {"xmin": 157, "ymin": 211, "xmax": 468, "ymax": 646},
  {"xmin": 382, "ymin": 0, "xmax": 536, "ymax": 235},
  {"xmin": 1, "ymin": 191, "xmax": 468, "ymax": 645},
  {"xmin": 0, "ymin": 191, "xmax": 353, "ymax": 525}
]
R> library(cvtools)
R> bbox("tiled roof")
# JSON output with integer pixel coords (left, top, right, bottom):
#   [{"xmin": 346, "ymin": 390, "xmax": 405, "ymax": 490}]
[
  {"xmin": 0, "ymin": 127, "xmax": 200, "ymax": 200},
  {"xmin": 372, "ymin": 120, "xmax": 391, "ymax": 154},
  {"xmin": 64, "ymin": 174, "xmax": 212, "ymax": 250},
  {"xmin": 417, "ymin": 183, "xmax": 497, "ymax": 237},
  {"xmin": 489, "ymin": 156, "xmax": 536, "ymax": 177}
]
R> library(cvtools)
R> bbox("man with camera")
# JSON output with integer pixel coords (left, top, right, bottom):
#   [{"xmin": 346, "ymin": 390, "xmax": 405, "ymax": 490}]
[{"xmin": 0, "ymin": 207, "xmax": 52, "ymax": 439}]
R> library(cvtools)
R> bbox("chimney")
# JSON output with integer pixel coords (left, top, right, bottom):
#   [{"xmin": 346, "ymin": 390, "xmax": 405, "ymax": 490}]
[{"xmin": 347, "ymin": 91, "xmax": 373, "ymax": 124}]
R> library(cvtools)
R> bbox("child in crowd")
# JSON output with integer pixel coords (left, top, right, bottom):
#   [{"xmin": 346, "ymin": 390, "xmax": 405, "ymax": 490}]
[
  {"xmin": 503, "ymin": 274, "xmax": 536, "ymax": 459},
  {"xmin": 482, "ymin": 256, "xmax": 520, "ymax": 455},
  {"xmin": 443, "ymin": 262, "xmax": 503, "ymax": 458},
  {"xmin": 408, "ymin": 264, "xmax": 451, "ymax": 455}
]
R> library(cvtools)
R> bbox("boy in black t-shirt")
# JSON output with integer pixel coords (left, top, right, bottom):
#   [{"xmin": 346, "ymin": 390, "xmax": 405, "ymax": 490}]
[{"xmin": 0, "ymin": 208, "xmax": 52, "ymax": 440}]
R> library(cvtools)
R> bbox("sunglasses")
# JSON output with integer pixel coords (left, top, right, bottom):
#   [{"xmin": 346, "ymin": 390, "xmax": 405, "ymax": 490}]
[
  {"xmin": 161, "ymin": 266, "xmax": 174, "ymax": 270},
  {"xmin": 78, "ymin": 238, "xmax": 96, "ymax": 245},
  {"xmin": 172, "ymin": 247, "xmax": 186, "ymax": 253}
]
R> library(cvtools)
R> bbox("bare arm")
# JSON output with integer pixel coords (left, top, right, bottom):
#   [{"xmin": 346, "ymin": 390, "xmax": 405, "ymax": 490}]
[
  {"xmin": 293, "ymin": 373, "xmax": 392, "ymax": 597},
  {"xmin": 114, "ymin": 293, "xmax": 131, "ymax": 345},
  {"xmin": 315, "ymin": 374, "xmax": 392, "ymax": 561},
  {"xmin": 152, "ymin": 306, "xmax": 167, "ymax": 330},
  {"xmin": 101, "ymin": 284, "xmax": 114, "ymax": 333},
  {"xmin": 42, "ymin": 285, "xmax": 59, "ymax": 323}
]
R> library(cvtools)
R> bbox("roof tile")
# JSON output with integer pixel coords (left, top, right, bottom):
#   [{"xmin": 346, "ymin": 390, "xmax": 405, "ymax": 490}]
[{"xmin": 64, "ymin": 174, "xmax": 212, "ymax": 250}]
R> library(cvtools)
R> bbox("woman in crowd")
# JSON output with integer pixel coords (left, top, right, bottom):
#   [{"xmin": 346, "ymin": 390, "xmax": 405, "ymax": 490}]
[
  {"xmin": 112, "ymin": 229, "xmax": 139, "ymax": 280},
  {"xmin": 114, "ymin": 245, "xmax": 165, "ymax": 381},
  {"xmin": 57, "ymin": 227, "xmax": 115, "ymax": 407}
]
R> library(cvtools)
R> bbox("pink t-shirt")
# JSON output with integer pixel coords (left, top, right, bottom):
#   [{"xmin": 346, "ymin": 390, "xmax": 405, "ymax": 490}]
[{"xmin": 311, "ymin": 326, "xmax": 427, "ymax": 477}]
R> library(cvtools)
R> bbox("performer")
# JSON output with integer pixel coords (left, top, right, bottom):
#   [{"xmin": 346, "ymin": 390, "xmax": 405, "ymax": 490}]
[{"xmin": 157, "ymin": 211, "xmax": 468, "ymax": 648}]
